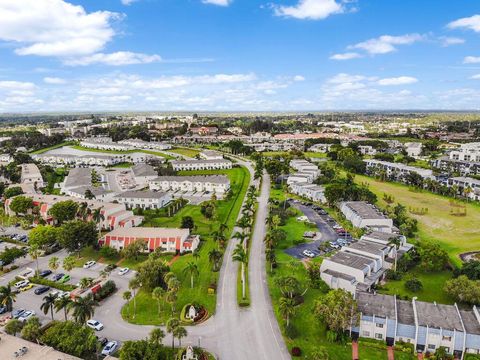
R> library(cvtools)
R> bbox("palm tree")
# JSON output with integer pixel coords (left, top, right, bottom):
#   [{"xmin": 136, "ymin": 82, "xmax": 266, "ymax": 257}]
[
  {"xmin": 29, "ymin": 244, "xmax": 41, "ymax": 275},
  {"xmin": 208, "ymin": 249, "xmax": 223, "ymax": 272},
  {"xmin": 265, "ymin": 248, "xmax": 276, "ymax": 273},
  {"xmin": 54, "ymin": 296, "xmax": 72, "ymax": 321},
  {"xmin": 279, "ymin": 296, "xmax": 296, "ymax": 327},
  {"xmin": 166, "ymin": 318, "xmax": 180, "ymax": 350},
  {"xmin": 233, "ymin": 231, "xmax": 248, "ymax": 246},
  {"xmin": 79, "ymin": 277, "xmax": 94, "ymax": 290},
  {"xmin": 69, "ymin": 294, "xmax": 97, "ymax": 324},
  {"xmin": 192, "ymin": 249, "xmax": 200, "ymax": 263},
  {"xmin": 41, "ymin": 293, "xmax": 57, "ymax": 320},
  {"xmin": 165, "ymin": 290, "xmax": 177, "ymax": 315},
  {"xmin": 183, "ymin": 262, "xmax": 199, "ymax": 288},
  {"xmin": 149, "ymin": 328, "xmax": 165, "ymax": 345},
  {"xmin": 62, "ymin": 256, "xmax": 75, "ymax": 273},
  {"xmin": 92, "ymin": 207, "xmax": 105, "ymax": 236},
  {"xmin": 48, "ymin": 256, "xmax": 59, "ymax": 272},
  {"xmin": 167, "ymin": 277, "xmax": 180, "ymax": 293},
  {"xmin": 129, "ymin": 277, "xmax": 141, "ymax": 319},
  {"xmin": 152, "ymin": 287, "xmax": 165, "ymax": 317},
  {"xmin": 122, "ymin": 291, "xmax": 132, "ymax": 318},
  {"xmin": 0, "ymin": 285, "xmax": 16, "ymax": 311},
  {"xmin": 232, "ymin": 243, "xmax": 248, "ymax": 300},
  {"xmin": 173, "ymin": 325, "xmax": 188, "ymax": 347},
  {"xmin": 163, "ymin": 272, "xmax": 176, "ymax": 285}
]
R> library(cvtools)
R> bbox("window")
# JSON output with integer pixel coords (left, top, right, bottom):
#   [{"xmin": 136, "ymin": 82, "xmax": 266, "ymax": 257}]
[
  {"xmin": 376, "ymin": 323, "xmax": 384, "ymax": 328},
  {"xmin": 362, "ymin": 331, "xmax": 370, "ymax": 337},
  {"xmin": 442, "ymin": 336, "xmax": 452, "ymax": 342},
  {"xmin": 428, "ymin": 344, "xmax": 436, "ymax": 350},
  {"xmin": 375, "ymin": 333, "xmax": 383, "ymax": 340}
]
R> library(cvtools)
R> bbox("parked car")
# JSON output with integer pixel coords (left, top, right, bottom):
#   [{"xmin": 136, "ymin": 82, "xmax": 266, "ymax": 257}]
[
  {"xmin": 101, "ymin": 341, "xmax": 118, "ymax": 356},
  {"xmin": 20, "ymin": 284, "xmax": 34, "ymax": 292},
  {"xmin": 329, "ymin": 242, "xmax": 340, "ymax": 249},
  {"xmin": 0, "ymin": 305, "xmax": 7, "ymax": 314},
  {"xmin": 52, "ymin": 273, "xmax": 64, "ymax": 281},
  {"xmin": 302, "ymin": 250, "xmax": 316, "ymax": 258},
  {"xmin": 14, "ymin": 280, "xmax": 29, "ymax": 289},
  {"xmin": 34, "ymin": 286, "xmax": 50, "ymax": 295},
  {"xmin": 18, "ymin": 310, "xmax": 35, "ymax": 322},
  {"xmin": 39, "ymin": 270, "xmax": 52, "ymax": 278},
  {"xmin": 87, "ymin": 319, "xmax": 104, "ymax": 331},
  {"xmin": 83, "ymin": 260, "xmax": 96, "ymax": 269},
  {"xmin": 105, "ymin": 264, "xmax": 117, "ymax": 272},
  {"xmin": 118, "ymin": 267, "xmax": 130, "ymax": 276},
  {"xmin": 59, "ymin": 274, "xmax": 70, "ymax": 283},
  {"xmin": 98, "ymin": 337, "xmax": 109, "ymax": 346},
  {"xmin": 12, "ymin": 309, "xmax": 25, "ymax": 319}
]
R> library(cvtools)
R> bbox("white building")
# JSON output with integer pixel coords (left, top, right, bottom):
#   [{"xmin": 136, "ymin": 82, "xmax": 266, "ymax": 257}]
[
  {"xmin": 289, "ymin": 183, "xmax": 326, "ymax": 203},
  {"xmin": 308, "ymin": 143, "xmax": 333, "ymax": 153},
  {"xmin": 199, "ymin": 150, "xmax": 223, "ymax": 160},
  {"xmin": 33, "ymin": 153, "xmax": 122, "ymax": 167},
  {"xmin": 81, "ymin": 137, "xmax": 134, "ymax": 151},
  {"xmin": 359, "ymin": 145, "xmax": 377, "ymax": 156},
  {"xmin": 114, "ymin": 190, "xmax": 172, "ymax": 210},
  {"xmin": 171, "ymin": 159, "xmax": 232, "ymax": 171},
  {"xmin": 0, "ymin": 154, "xmax": 12, "ymax": 163},
  {"xmin": 100, "ymin": 227, "xmax": 200, "ymax": 254},
  {"xmin": 448, "ymin": 177, "xmax": 480, "ymax": 201},
  {"xmin": 290, "ymin": 159, "xmax": 320, "ymax": 175},
  {"xmin": 132, "ymin": 163, "xmax": 158, "ymax": 187},
  {"xmin": 340, "ymin": 201, "xmax": 394, "ymax": 233},
  {"xmin": 364, "ymin": 159, "xmax": 434, "ymax": 181},
  {"xmin": 20, "ymin": 163, "xmax": 44, "ymax": 190},
  {"xmin": 405, "ymin": 142, "xmax": 423, "ymax": 158},
  {"xmin": 149, "ymin": 175, "xmax": 230, "ymax": 194},
  {"xmin": 287, "ymin": 173, "xmax": 316, "ymax": 185},
  {"xmin": 118, "ymin": 138, "xmax": 171, "ymax": 151},
  {"xmin": 449, "ymin": 142, "xmax": 480, "ymax": 163}
]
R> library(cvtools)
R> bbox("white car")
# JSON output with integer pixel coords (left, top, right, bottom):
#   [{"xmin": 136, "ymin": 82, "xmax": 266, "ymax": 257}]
[
  {"xmin": 18, "ymin": 310, "xmax": 35, "ymax": 322},
  {"xmin": 118, "ymin": 267, "xmax": 130, "ymax": 276},
  {"xmin": 86, "ymin": 319, "xmax": 104, "ymax": 331},
  {"xmin": 302, "ymin": 250, "xmax": 315, "ymax": 258},
  {"xmin": 101, "ymin": 341, "xmax": 118, "ymax": 356},
  {"xmin": 14, "ymin": 280, "xmax": 29, "ymax": 289},
  {"xmin": 83, "ymin": 260, "xmax": 96, "ymax": 269}
]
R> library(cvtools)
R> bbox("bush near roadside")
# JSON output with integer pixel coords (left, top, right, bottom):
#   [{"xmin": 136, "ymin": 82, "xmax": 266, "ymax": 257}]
[{"xmin": 29, "ymin": 276, "xmax": 75, "ymax": 292}]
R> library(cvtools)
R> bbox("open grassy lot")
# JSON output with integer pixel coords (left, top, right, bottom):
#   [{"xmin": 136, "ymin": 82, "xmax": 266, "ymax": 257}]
[
  {"xmin": 355, "ymin": 174, "xmax": 480, "ymax": 266},
  {"xmin": 70, "ymin": 145, "xmax": 174, "ymax": 160},
  {"xmin": 169, "ymin": 147, "xmax": 200, "ymax": 158},
  {"xmin": 122, "ymin": 166, "xmax": 250, "ymax": 325},
  {"xmin": 304, "ymin": 151, "xmax": 327, "ymax": 159},
  {"xmin": 378, "ymin": 270, "xmax": 455, "ymax": 304}
]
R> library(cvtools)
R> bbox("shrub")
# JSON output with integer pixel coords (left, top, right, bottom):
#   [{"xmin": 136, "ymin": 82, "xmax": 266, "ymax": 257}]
[
  {"xmin": 385, "ymin": 269, "xmax": 403, "ymax": 281},
  {"xmin": 0, "ymin": 246, "xmax": 26, "ymax": 265},
  {"xmin": 30, "ymin": 276, "xmax": 75, "ymax": 291},
  {"xmin": 405, "ymin": 278, "xmax": 423, "ymax": 292},
  {"xmin": 94, "ymin": 280, "xmax": 116, "ymax": 301},
  {"xmin": 291, "ymin": 347, "xmax": 302, "ymax": 357},
  {"xmin": 238, "ymin": 299, "xmax": 250, "ymax": 307},
  {"xmin": 99, "ymin": 246, "xmax": 119, "ymax": 259},
  {"xmin": 285, "ymin": 324, "xmax": 298, "ymax": 339}
]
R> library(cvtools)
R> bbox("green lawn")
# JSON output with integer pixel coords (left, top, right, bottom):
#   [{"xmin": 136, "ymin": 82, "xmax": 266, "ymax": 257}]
[
  {"xmin": 70, "ymin": 145, "xmax": 174, "ymax": 160},
  {"xmin": 30, "ymin": 141, "xmax": 76, "ymax": 154},
  {"xmin": 122, "ymin": 166, "xmax": 251, "ymax": 325},
  {"xmin": 304, "ymin": 151, "xmax": 327, "ymax": 159},
  {"xmin": 169, "ymin": 147, "xmax": 200, "ymax": 158},
  {"xmin": 377, "ymin": 270, "xmax": 455, "ymax": 304},
  {"xmin": 355, "ymin": 174, "xmax": 480, "ymax": 266}
]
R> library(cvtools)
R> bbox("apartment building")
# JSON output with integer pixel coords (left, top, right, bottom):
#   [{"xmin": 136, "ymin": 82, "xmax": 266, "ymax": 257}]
[
  {"xmin": 290, "ymin": 159, "xmax": 320, "ymax": 175},
  {"xmin": 114, "ymin": 190, "xmax": 172, "ymax": 209},
  {"xmin": 132, "ymin": 163, "xmax": 158, "ymax": 187},
  {"xmin": 340, "ymin": 201, "xmax": 394, "ymax": 232},
  {"xmin": 308, "ymin": 143, "xmax": 333, "ymax": 153},
  {"xmin": 359, "ymin": 145, "xmax": 377, "ymax": 156},
  {"xmin": 431, "ymin": 157, "xmax": 480, "ymax": 176},
  {"xmin": 353, "ymin": 292, "xmax": 480, "ymax": 358},
  {"xmin": 288, "ymin": 183, "xmax": 326, "ymax": 203},
  {"xmin": 100, "ymin": 227, "xmax": 199, "ymax": 254},
  {"xmin": 287, "ymin": 172, "xmax": 317, "ymax": 185},
  {"xmin": 245, "ymin": 142, "xmax": 297, "ymax": 152},
  {"xmin": 449, "ymin": 143, "xmax": 480, "ymax": 162},
  {"xmin": 20, "ymin": 163, "xmax": 44, "ymax": 189},
  {"xmin": 149, "ymin": 175, "xmax": 230, "ymax": 194},
  {"xmin": 364, "ymin": 159, "xmax": 434, "ymax": 181},
  {"xmin": 199, "ymin": 150, "xmax": 224, "ymax": 160},
  {"xmin": 448, "ymin": 177, "xmax": 480, "ymax": 201},
  {"xmin": 405, "ymin": 142, "xmax": 423, "ymax": 158},
  {"xmin": 80, "ymin": 137, "xmax": 134, "ymax": 151},
  {"xmin": 33, "ymin": 153, "xmax": 122, "ymax": 167},
  {"xmin": 170, "ymin": 159, "xmax": 232, "ymax": 171},
  {"xmin": 118, "ymin": 138, "xmax": 171, "ymax": 151}
]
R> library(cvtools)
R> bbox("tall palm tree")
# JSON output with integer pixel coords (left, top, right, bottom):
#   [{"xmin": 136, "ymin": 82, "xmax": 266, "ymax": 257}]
[
  {"xmin": 233, "ymin": 231, "xmax": 248, "ymax": 246},
  {"xmin": 208, "ymin": 249, "xmax": 223, "ymax": 272},
  {"xmin": 54, "ymin": 296, "xmax": 72, "ymax": 321},
  {"xmin": 192, "ymin": 249, "xmax": 200, "ymax": 263},
  {"xmin": 165, "ymin": 290, "xmax": 177, "ymax": 315},
  {"xmin": 232, "ymin": 243, "xmax": 248, "ymax": 299},
  {"xmin": 122, "ymin": 291, "xmax": 132, "ymax": 318},
  {"xmin": 152, "ymin": 287, "xmax": 165, "ymax": 317},
  {"xmin": 79, "ymin": 277, "xmax": 94, "ymax": 290},
  {"xmin": 279, "ymin": 296, "xmax": 297, "ymax": 327},
  {"xmin": 29, "ymin": 245, "xmax": 41, "ymax": 275},
  {"xmin": 166, "ymin": 318, "xmax": 180, "ymax": 350},
  {"xmin": 167, "ymin": 277, "xmax": 180, "ymax": 293},
  {"xmin": 173, "ymin": 326, "xmax": 188, "ymax": 347},
  {"xmin": 0, "ymin": 285, "xmax": 16, "ymax": 311},
  {"xmin": 92, "ymin": 207, "xmax": 105, "ymax": 236},
  {"xmin": 69, "ymin": 294, "xmax": 97, "ymax": 324},
  {"xmin": 62, "ymin": 256, "xmax": 75, "ymax": 273},
  {"xmin": 149, "ymin": 328, "xmax": 165, "ymax": 345},
  {"xmin": 48, "ymin": 256, "xmax": 59, "ymax": 272},
  {"xmin": 183, "ymin": 262, "xmax": 199, "ymax": 288},
  {"xmin": 129, "ymin": 277, "xmax": 141, "ymax": 319},
  {"xmin": 41, "ymin": 293, "xmax": 57, "ymax": 320}
]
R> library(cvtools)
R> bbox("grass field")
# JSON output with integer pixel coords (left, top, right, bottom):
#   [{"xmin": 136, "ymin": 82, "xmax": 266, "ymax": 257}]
[
  {"xmin": 169, "ymin": 147, "xmax": 200, "ymax": 158},
  {"xmin": 70, "ymin": 145, "xmax": 174, "ymax": 160},
  {"xmin": 121, "ymin": 166, "xmax": 251, "ymax": 325},
  {"xmin": 355, "ymin": 174, "xmax": 480, "ymax": 266}
]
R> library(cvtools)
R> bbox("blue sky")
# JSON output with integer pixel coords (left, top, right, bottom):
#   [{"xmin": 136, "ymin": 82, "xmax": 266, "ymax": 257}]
[{"xmin": 0, "ymin": 0, "xmax": 480, "ymax": 112}]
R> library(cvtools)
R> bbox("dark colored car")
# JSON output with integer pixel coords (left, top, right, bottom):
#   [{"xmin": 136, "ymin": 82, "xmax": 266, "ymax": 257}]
[
  {"xmin": 105, "ymin": 264, "xmax": 117, "ymax": 272},
  {"xmin": 0, "ymin": 305, "xmax": 7, "ymax": 314},
  {"xmin": 52, "ymin": 273, "xmax": 64, "ymax": 281},
  {"xmin": 98, "ymin": 337, "xmax": 109, "ymax": 346},
  {"xmin": 34, "ymin": 286, "xmax": 50, "ymax": 295},
  {"xmin": 39, "ymin": 270, "xmax": 52, "ymax": 278}
]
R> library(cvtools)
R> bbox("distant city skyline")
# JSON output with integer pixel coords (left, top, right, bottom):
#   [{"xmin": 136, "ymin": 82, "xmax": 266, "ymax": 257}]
[{"xmin": 0, "ymin": 0, "xmax": 480, "ymax": 112}]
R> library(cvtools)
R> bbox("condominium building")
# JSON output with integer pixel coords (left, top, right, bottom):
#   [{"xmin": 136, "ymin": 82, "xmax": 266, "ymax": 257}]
[
  {"xmin": 100, "ymin": 227, "xmax": 200, "ymax": 253},
  {"xmin": 352, "ymin": 292, "xmax": 480, "ymax": 358},
  {"xmin": 114, "ymin": 190, "xmax": 172, "ymax": 209},
  {"xmin": 20, "ymin": 163, "xmax": 44, "ymax": 189},
  {"xmin": 405, "ymin": 142, "xmax": 423, "ymax": 157},
  {"xmin": 339, "ymin": 201, "xmax": 394, "ymax": 232},
  {"xmin": 449, "ymin": 142, "xmax": 480, "ymax": 162},
  {"xmin": 80, "ymin": 137, "xmax": 134, "ymax": 151},
  {"xmin": 359, "ymin": 145, "xmax": 377, "ymax": 156},
  {"xmin": 170, "ymin": 159, "xmax": 232, "ymax": 171},
  {"xmin": 308, "ymin": 143, "xmax": 333, "ymax": 153},
  {"xmin": 118, "ymin": 138, "xmax": 171, "ymax": 151},
  {"xmin": 149, "ymin": 175, "xmax": 230, "ymax": 194},
  {"xmin": 199, "ymin": 150, "xmax": 224, "ymax": 160},
  {"xmin": 447, "ymin": 177, "xmax": 480, "ymax": 201},
  {"xmin": 364, "ymin": 159, "xmax": 434, "ymax": 181},
  {"xmin": 33, "ymin": 153, "xmax": 122, "ymax": 167},
  {"xmin": 288, "ymin": 183, "xmax": 326, "ymax": 203},
  {"xmin": 132, "ymin": 163, "xmax": 158, "ymax": 187}
]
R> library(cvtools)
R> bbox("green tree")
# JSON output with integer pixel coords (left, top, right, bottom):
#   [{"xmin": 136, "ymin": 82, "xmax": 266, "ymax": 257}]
[
  {"xmin": 60, "ymin": 220, "xmax": 98, "ymax": 254},
  {"xmin": 232, "ymin": 243, "xmax": 248, "ymax": 299},
  {"xmin": 149, "ymin": 327, "xmax": 165, "ymax": 345},
  {"xmin": 136, "ymin": 257, "xmax": 170, "ymax": 291},
  {"xmin": 166, "ymin": 318, "xmax": 180, "ymax": 350},
  {"xmin": 314, "ymin": 289, "xmax": 358, "ymax": 334},
  {"xmin": 29, "ymin": 244, "xmax": 41, "ymax": 274},
  {"xmin": 279, "ymin": 296, "xmax": 297, "ymax": 327},
  {"xmin": 181, "ymin": 216, "xmax": 194, "ymax": 230},
  {"xmin": 208, "ymin": 249, "xmax": 223, "ymax": 272},
  {"xmin": 54, "ymin": 296, "xmax": 72, "ymax": 321},
  {"xmin": 62, "ymin": 256, "xmax": 75, "ymax": 273},
  {"xmin": 418, "ymin": 241, "xmax": 449, "ymax": 272},
  {"xmin": 4, "ymin": 186, "xmax": 23, "ymax": 199},
  {"xmin": 48, "ymin": 200, "xmax": 79, "ymax": 224},
  {"xmin": 40, "ymin": 321, "xmax": 97, "ymax": 358},
  {"xmin": 0, "ymin": 284, "xmax": 16, "ymax": 311},
  {"xmin": 152, "ymin": 287, "xmax": 165, "ymax": 317},
  {"xmin": 30, "ymin": 225, "xmax": 61, "ymax": 249},
  {"xmin": 21, "ymin": 316, "xmax": 42, "ymax": 341},
  {"xmin": 122, "ymin": 240, "xmax": 146, "ymax": 261},
  {"xmin": 69, "ymin": 294, "xmax": 97, "ymax": 324},
  {"xmin": 173, "ymin": 325, "xmax": 187, "ymax": 347},
  {"xmin": 41, "ymin": 293, "xmax": 58, "ymax": 320},
  {"xmin": 9, "ymin": 195, "xmax": 33, "ymax": 215},
  {"xmin": 310, "ymin": 347, "xmax": 330, "ymax": 360},
  {"xmin": 5, "ymin": 318, "xmax": 23, "ymax": 336},
  {"xmin": 444, "ymin": 275, "xmax": 480, "ymax": 305},
  {"xmin": 183, "ymin": 262, "xmax": 199, "ymax": 288},
  {"xmin": 405, "ymin": 277, "xmax": 423, "ymax": 292},
  {"xmin": 48, "ymin": 256, "xmax": 60, "ymax": 272},
  {"xmin": 123, "ymin": 291, "xmax": 132, "ymax": 318},
  {"xmin": 129, "ymin": 277, "xmax": 141, "ymax": 319}
]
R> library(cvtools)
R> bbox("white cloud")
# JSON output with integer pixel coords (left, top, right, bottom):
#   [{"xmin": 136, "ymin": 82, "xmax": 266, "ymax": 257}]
[
  {"xmin": 351, "ymin": 33, "xmax": 424, "ymax": 54},
  {"xmin": 439, "ymin": 36, "xmax": 465, "ymax": 47},
  {"xmin": 121, "ymin": 0, "xmax": 139, "ymax": 5},
  {"xmin": 327, "ymin": 73, "xmax": 370, "ymax": 84},
  {"xmin": 0, "ymin": 0, "xmax": 120, "ymax": 57},
  {"xmin": 0, "ymin": 81, "xmax": 36, "ymax": 91},
  {"xmin": 202, "ymin": 0, "xmax": 232, "ymax": 6},
  {"xmin": 273, "ymin": 0, "xmax": 343, "ymax": 20},
  {"xmin": 43, "ymin": 77, "xmax": 67, "ymax": 84},
  {"xmin": 448, "ymin": 14, "xmax": 480, "ymax": 33},
  {"xmin": 464, "ymin": 56, "xmax": 480, "ymax": 64},
  {"xmin": 377, "ymin": 76, "xmax": 418, "ymax": 86},
  {"xmin": 330, "ymin": 52, "xmax": 362, "ymax": 60},
  {"xmin": 471, "ymin": 74, "xmax": 480, "ymax": 80},
  {"xmin": 64, "ymin": 52, "xmax": 162, "ymax": 66},
  {"xmin": 293, "ymin": 75, "xmax": 305, "ymax": 81}
]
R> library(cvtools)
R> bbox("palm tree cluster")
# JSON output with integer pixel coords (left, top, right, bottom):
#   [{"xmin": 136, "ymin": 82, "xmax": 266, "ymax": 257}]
[
  {"xmin": 164, "ymin": 272, "xmax": 181, "ymax": 315},
  {"xmin": 166, "ymin": 318, "xmax": 188, "ymax": 349}
]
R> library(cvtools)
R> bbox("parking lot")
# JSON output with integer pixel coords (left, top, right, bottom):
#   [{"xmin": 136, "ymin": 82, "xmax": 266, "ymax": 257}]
[{"xmin": 284, "ymin": 200, "xmax": 353, "ymax": 260}]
